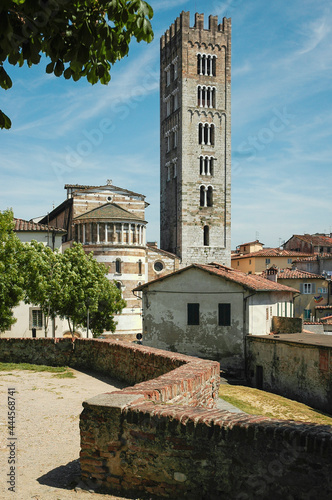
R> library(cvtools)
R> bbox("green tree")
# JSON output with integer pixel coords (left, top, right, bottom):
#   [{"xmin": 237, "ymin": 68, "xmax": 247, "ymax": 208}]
[
  {"xmin": 0, "ymin": 0, "xmax": 154, "ymax": 129},
  {"xmin": 19, "ymin": 240, "xmax": 62, "ymax": 336},
  {"xmin": 88, "ymin": 276, "xmax": 126, "ymax": 335},
  {"xmin": 55, "ymin": 243, "xmax": 125, "ymax": 336},
  {"xmin": 0, "ymin": 209, "xmax": 24, "ymax": 331}
]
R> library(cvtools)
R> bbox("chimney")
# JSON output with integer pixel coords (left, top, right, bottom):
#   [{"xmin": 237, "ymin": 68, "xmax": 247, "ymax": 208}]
[{"xmin": 266, "ymin": 266, "xmax": 278, "ymax": 282}]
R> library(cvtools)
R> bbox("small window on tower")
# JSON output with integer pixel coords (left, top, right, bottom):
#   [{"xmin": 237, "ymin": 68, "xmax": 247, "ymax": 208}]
[{"xmin": 204, "ymin": 226, "xmax": 209, "ymax": 246}]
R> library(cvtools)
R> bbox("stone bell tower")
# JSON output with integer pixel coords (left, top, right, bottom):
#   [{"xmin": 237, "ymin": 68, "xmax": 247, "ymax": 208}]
[{"xmin": 160, "ymin": 11, "xmax": 231, "ymax": 267}]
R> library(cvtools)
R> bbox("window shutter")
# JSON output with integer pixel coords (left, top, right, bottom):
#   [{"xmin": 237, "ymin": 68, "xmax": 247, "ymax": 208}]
[
  {"xmin": 311, "ymin": 283, "xmax": 316, "ymax": 294},
  {"xmin": 187, "ymin": 303, "xmax": 199, "ymax": 325},
  {"xmin": 218, "ymin": 303, "xmax": 231, "ymax": 326},
  {"xmin": 300, "ymin": 283, "xmax": 303, "ymax": 293}
]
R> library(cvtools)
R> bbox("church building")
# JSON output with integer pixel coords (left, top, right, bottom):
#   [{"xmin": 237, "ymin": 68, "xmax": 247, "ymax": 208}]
[{"xmin": 40, "ymin": 182, "xmax": 180, "ymax": 336}]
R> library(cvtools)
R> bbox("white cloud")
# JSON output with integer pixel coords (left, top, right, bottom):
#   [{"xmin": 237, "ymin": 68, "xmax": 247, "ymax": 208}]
[{"xmin": 297, "ymin": 17, "xmax": 331, "ymax": 55}]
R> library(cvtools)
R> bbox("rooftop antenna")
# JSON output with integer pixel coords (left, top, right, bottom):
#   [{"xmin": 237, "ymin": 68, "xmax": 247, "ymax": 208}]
[{"xmin": 255, "ymin": 231, "xmax": 259, "ymax": 241}]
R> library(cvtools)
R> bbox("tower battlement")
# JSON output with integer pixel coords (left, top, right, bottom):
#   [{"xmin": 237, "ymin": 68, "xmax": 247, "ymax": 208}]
[{"xmin": 160, "ymin": 11, "xmax": 231, "ymax": 49}]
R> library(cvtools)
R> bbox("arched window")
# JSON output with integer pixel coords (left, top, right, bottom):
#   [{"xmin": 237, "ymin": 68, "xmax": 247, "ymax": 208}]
[
  {"xmin": 198, "ymin": 123, "xmax": 215, "ymax": 146},
  {"xmin": 204, "ymin": 123, "xmax": 209, "ymax": 145},
  {"xmin": 204, "ymin": 226, "xmax": 209, "ymax": 246},
  {"xmin": 197, "ymin": 54, "xmax": 217, "ymax": 76},
  {"xmin": 200, "ymin": 156, "xmax": 204, "ymax": 175},
  {"xmin": 210, "ymin": 124, "xmax": 215, "ymax": 146},
  {"xmin": 200, "ymin": 186, "xmax": 206, "ymax": 207},
  {"xmin": 138, "ymin": 260, "xmax": 142, "ymax": 275},
  {"xmin": 115, "ymin": 259, "xmax": 121, "ymax": 274},
  {"xmin": 207, "ymin": 186, "xmax": 213, "ymax": 207},
  {"xmin": 197, "ymin": 86, "xmax": 216, "ymax": 108},
  {"xmin": 199, "ymin": 123, "xmax": 203, "ymax": 145}
]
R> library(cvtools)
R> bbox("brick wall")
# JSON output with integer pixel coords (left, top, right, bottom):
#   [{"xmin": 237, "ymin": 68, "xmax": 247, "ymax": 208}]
[{"xmin": 0, "ymin": 338, "xmax": 331, "ymax": 499}]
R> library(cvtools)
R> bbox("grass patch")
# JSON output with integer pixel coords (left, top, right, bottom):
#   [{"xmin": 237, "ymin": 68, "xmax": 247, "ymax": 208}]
[
  {"xmin": 53, "ymin": 371, "xmax": 75, "ymax": 378},
  {"xmin": 219, "ymin": 384, "xmax": 332, "ymax": 426},
  {"xmin": 0, "ymin": 362, "xmax": 75, "ymax": 378}
]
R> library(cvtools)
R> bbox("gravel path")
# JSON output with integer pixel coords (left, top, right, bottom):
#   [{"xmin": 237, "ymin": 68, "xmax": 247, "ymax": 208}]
[
  {"xmin": 0, "ymin": 368, "xmax": 242, "ymax": 499},
  {"xmin": 0, "ymin": 367, "xmax": 136, "ymax": 500}
]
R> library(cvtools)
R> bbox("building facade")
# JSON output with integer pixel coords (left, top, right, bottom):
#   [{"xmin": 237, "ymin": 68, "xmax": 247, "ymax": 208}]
[
  {"xmin": 160, "ymin": 12, "xmax": 231, "ymax": 267},
  {"xmin": 263, "ymin": 266, "xmax": 331, "ymax": 320},
  {"xmin": 231, "ymin": 248, "xmax": 311, "ymax": 274},
  {"xmin": 1, "ymin": 219, "xmax": 68, "ymax": 339},
  {"xmin": 283, "ymin": 234, "xmax": 332, "ymax": 254},
  {"xmin": 40, "ymin": 182, "xmax": 180, "ymax": 336},
  {"xmin": 135, "ymin": 264, "xmax": 297, "ymax": 375}
]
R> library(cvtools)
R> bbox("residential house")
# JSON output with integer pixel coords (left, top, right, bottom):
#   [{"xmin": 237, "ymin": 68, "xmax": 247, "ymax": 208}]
[
  {"xmin": 236, "ymin": 240, "xmax": 264, "ymax": 254},
  {"xmin": 283, "ymin": 233, "xmax": 332, "ymax": 254},
  {"xmin": 1, "ymin": 218, "xmax": 68, "ymax": 339},
  {"xmin": 134, "ymin": 263, "xmax": 297, "ymax": 375},
  {"xmin": 262, "ymin": 266, "xmax": 330, "ymax": 320},
  {"xmin": 293, "ymin": 254, "xmax": 332, "ymax": 278},
  {"xmin": 231, "ymin": 247, "xmax": 311, "ymax": 275}
]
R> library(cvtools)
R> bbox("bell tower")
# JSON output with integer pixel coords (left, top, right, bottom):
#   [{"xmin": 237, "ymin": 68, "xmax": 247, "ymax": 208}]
[{"xmin": 160, "ymin": 12, "xmax": 231, "ymax": 267}]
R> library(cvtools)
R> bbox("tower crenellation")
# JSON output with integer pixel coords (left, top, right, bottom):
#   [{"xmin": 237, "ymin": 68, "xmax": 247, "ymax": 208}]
[{"xmin": 160, "ymin": 11, "xmax": 231, "ymax": 267}]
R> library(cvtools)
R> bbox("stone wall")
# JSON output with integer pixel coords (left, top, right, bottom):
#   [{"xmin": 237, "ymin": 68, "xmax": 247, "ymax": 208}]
[
  {"xmin": 246, "ymin": 334, "xmax": 332, "ymax": 413},
  {"xmin": 272, "ymin": 315, "xmax": 303, "ymax": 333},
  {"xmin": 0, "ymin": 338, "xmax": 331, "ymax": 499}
]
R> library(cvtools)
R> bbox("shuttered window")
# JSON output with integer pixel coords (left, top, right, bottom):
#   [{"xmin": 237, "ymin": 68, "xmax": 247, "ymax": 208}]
[
  {"xmin": 187, "ymin": 303, "xmax": 199, "ymax": 325},
  {"xmin": 218, "ymin": 303, "xmax": 231, "ymax": 326}
]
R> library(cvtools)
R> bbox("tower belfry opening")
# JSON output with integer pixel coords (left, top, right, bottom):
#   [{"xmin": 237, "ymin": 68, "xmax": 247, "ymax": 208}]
[{"xmin": 160, "ymin": 11, "xmax": 231, "ymax": 267}]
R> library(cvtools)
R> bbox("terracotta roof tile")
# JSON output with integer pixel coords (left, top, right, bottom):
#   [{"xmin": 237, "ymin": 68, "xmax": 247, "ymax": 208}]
[
  {"xmin": 293, "ymin": 253, "xmax": 332, "ymax": 263},
  {"xmin": 289, "ymin": 234, "xmax": 332, "ymax": 247},
  {"xmin": 14, "ymin": 218, "xmax": 66, "ymax": 233},
  {"xmin": 262, "ymin": 268, "xmax": 324, "ymax": 279},
  {"xmin": 134, "ymin": 263, "xmax": 298, "ymax": 294},
  {"xmin": 231, "ymin": 248, "xmax": 311, "ymax": 260},
  {"xmin": 73, "ymin": 203, "xmax": 145, "ymax": 222}
]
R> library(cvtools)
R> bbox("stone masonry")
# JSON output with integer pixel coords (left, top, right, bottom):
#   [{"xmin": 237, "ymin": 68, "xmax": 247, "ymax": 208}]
[
  {"xmin": 0, "ymin": 338, "xmax": 331, "ymax": 499},
  {"xmin": 160, "ymin": 12, "xmax": 231, "ymax": 267}
]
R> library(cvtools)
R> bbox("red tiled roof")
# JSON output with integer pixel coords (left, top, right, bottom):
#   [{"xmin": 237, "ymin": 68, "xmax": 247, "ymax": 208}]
[
  {"xmin": 238, "ymin": 239, "xmax": 264, "ymax": 247},
  {"xmin": 289, "ymin": 234, "xmax": 332, "ymax": 247},
  {"xmin": 293, "ymin": 253, "xmax": 332, "ymax": 263},
  {"xmin": 231, "ymin": 248, "xmax": 311, "ymax": 260},
  {"xmin": 146, "ymin": 243, "xmax": 179, "ymax": 260},
  {"xmin": 320, "ymin": 315, "xmax": 332, "ymax": 322},
  {"xmin": 73, "ymin": 203, "xmax": 145, "ymax": 222},
  {"xmin": 14, "ymin": 218, "xmax": 66, "ymax": 233},
  {"xmin": 134, "ymin": 263, "xmax": 298, "ymax": 294},
  {"xmin": 262, "ymin": 268, "xmax": 324, "ymax": 279},
  {"xmin": 315, "ymin": 305, "xmax": 332, "ymax": 309}
]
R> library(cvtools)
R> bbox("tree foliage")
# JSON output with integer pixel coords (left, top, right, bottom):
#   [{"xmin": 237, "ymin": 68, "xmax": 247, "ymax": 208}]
[
  {"xmin": 0, "ymin": 209, "xmax": 24, "ymax": 331},
  {"xmin": 19, "ymin": 240, "xmax": 62, "ymax": 335},
  {"xmin": 54, "ymin": 243, "xmax": 126, "ymax": 336},
  {"xmin": 0, "ymin": 214, "xmax": 126, "ymax": 335},
  {"xmin": 0, "ymin": 0, "xmax": 154, "ymax": 129}
]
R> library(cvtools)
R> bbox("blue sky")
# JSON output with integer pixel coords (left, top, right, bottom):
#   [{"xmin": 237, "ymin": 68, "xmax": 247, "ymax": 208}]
[{"xmin": 1, "ymin": 0, "xmax": 331, "ymax": 249}]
